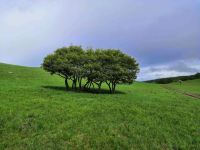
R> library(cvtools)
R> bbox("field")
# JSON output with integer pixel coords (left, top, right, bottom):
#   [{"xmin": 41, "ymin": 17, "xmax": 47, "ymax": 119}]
[
  {"xmin": 169, "ymin": 79, "xmax": 200, "ymax": 95},
  {"xmin": 0, "ymin": 63, "xmax": 200, "ymax": 150}
]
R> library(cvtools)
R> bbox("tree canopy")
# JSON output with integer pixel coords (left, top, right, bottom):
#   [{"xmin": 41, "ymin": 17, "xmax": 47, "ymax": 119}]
[{"xmin": 42, "ymin": 46, "xmax": 139, "ymax": 94}]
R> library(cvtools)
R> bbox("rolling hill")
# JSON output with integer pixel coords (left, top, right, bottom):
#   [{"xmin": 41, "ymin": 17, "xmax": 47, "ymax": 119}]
[
  {"xmin": 146, "ymin": 73, "xmax": 200, "ymax": 84},
  {"xmin": 169, "ymin": 79, "xmax": 200, "ymax": 95},
  {"xmin": 0, "ymin": 63, "xmax": 200, "ymax": 149}
]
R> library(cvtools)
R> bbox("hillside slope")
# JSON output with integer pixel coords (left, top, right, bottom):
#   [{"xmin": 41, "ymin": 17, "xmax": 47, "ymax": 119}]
[
  {"xmin": 146, "ymin": 73, "xmax": 200, "ymax": 84},
  {"xmin": 169, "ymin": 79, "xmax": 200, "ymax": 95},
  {"xmin": 0, "ymin": 63, "xmax": 200, "ymax": 149}
]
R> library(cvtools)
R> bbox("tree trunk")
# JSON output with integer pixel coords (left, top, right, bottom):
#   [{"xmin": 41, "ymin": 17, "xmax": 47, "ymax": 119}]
[
  {"xmin": 65, "ymin": 78, "xmax": 69, "ymax": 90},
  {"xmin": 89, "ymin": 82, "xmax": 92, "ymax": 89},
  {"xmin": 112, "ymin": 84, "xmax": 115, "ymax": 94},
  {"xmin": 106, "ymin": 82, "xmax": 112, "ymax": 94},
  {"xmin": 98, "ymin": 82, "xmax": 102, "ymax": 93},
  {"xmin": 91, "ymin": 82, "xmax": 95, "ymax": 89},
  {"xmin": 74, "ymin": 79, "xmax": 77, "ymax": 90},
  {"xmin": 111, "ymin": 82, "xmax": 117, "ymax": 94},
  {"xmin": 113, "ymin": 83, "xmax": 116, "ymax": 93},
  {"xmin": 72, "ymin": 77, "xmax": 77, "ymax": 90},
  {"xmin": 79, "ymin": 78, "xmax": 82, "ymax": 89},
  {"xmin": 84, "ymin": 81, "xmax": 90, "ymax": 89}
]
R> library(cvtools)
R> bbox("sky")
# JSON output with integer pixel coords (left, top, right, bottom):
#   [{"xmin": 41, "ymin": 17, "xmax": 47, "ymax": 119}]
[{"xmin": 0, "ymin": 0, "xmax": 200, "ymax": 81}]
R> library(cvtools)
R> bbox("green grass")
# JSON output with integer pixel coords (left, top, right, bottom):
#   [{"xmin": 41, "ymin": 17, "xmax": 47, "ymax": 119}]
[
  {"xmin": 169, "ymin": 79, "xmax": 200, "ymax": 95},
  {"xmin": 0, "ymin": 63, "xmax": 200, "ymax": 150}
]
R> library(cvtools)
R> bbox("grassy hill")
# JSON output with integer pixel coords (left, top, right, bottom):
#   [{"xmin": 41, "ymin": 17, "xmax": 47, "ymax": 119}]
[
  {"xmin": 169, "ymin": 79, "xmax": 200, "ymax": 95},
  {"xmin": 0, "ymin": 63, "xmax": 200, "ymax": 149},
  {"xmin": 146, "ymin": 73, "xmax": 200, "ymax": 84}
]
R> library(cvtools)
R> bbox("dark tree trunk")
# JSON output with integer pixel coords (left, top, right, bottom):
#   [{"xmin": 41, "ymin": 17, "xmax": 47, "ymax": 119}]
[
  {"xmin": 72, "ymin": 77, "xmax": 77, "ymax": 90},
  {"xmin": 112, "ymin": 83, "xmax": 116, "ymax": 94},
  {"xmin": 98, "ymin": 82, "xmax": 102, "ymax": 93},
  {"xmin": 65, "ymin": 78, "xmax": 69, "ymax": 90},
  {"xmin": 89, "ymin": 82, "xmax": 92, "ymax": 89},
  {"xmin": 107, "ymin": 81, "xmax": 117, "ymax": 94},
  {"xmin": 91, "ymin": 82, "xmax": 95, "ymax": 89},
  {"xmin": 113, "ymin": 83, "xmax": 116, "ymax": 93},
  {"xmin": 106, "ymin": 82, "xmax": 112, "ymax": 94},
  {"xmin": 79, "ymin": 78, "xmax": 82, "ymax": 89},
  {"xmin": 98, "ymin": 85, "xmax": 101, "ymax": 92},
  {"xmin": 74, "ymin": 79, "xmax": 77, "ymax": 90},
  {"xmin": 84, "ymin": 81, "xmax": 90, "ymax": 89}
]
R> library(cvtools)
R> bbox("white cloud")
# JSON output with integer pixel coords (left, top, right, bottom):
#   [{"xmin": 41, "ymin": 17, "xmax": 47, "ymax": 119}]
[{"xmin": 138, "ymin": 59, "xmax": 200, "ymax": 81}]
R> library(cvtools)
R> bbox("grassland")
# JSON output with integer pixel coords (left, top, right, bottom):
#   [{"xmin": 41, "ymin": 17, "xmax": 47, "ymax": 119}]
[
  {"xmin": 0, "ymin": 63, "xmax": 200, "ymax": 150},
  {"xmin": 169, "ymin": 79, "xmax": 200, "ymax": 95}
]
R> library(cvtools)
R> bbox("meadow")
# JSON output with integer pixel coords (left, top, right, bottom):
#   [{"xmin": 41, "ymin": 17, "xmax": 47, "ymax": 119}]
[
  {"xmin": 170, "ymin": 79, "xmax": 200, "ymax": 95},
  {"xmin": 0, "ymin": 63, "xmax": 200, "ymax": 150}
]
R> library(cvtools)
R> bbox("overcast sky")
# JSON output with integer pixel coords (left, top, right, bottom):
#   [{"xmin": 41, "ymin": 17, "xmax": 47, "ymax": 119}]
[{"xmin": 0, "ymin": 0, "xmax": 200, "ymax": 80}]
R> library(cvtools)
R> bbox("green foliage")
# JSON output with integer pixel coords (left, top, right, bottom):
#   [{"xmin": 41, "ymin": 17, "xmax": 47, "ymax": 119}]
[
  {"xmin": 0, "ymin": 63, "xmax": 200, "ymax": 149},
  {"xmin": 42, "ymin": 46, "xmax": 139, "ymax": 93}
]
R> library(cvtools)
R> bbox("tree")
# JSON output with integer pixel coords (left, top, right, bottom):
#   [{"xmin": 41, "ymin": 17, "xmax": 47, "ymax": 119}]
[
  {"xmin": 98, "ymin": 49, "xmax": 139, "ymax": 93},
  {"xmin": 83, "ymin": 49, "xmax": 106, "ymax": 92},
  {"xmin": 42, "ymin": 46, "xmax": 139, "ymax": 94},
  {"xmin": 42, "ymin": 46, "xmax": 85, "ymax": 90}
]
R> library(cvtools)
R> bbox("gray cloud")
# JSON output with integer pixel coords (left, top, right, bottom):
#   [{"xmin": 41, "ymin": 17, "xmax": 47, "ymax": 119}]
[
  {"xmin": 138, "ymin": 59, "xmax": 200, "ymax": 81},
  {"xmin": 168, "ymin": 62, "xmax": 199, "ymax": 73},
  {"xmin": 0, "ymin": 0, "xmax": 200, "ymax": 80}
]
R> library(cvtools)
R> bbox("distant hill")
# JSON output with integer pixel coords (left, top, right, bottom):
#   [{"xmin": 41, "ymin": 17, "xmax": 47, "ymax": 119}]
[{"xmin": 145, "ymin": 73, "xmax": 200, "ymax": 84}]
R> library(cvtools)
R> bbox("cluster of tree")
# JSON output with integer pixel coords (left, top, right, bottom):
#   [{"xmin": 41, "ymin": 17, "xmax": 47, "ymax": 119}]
[
  {"xmin": 146, "ymin": 73, "xmax": 200, "ymax": 84},
  {"xmin": 42, "ymin": 46, "xmax": 139, "ymax": 93}
]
